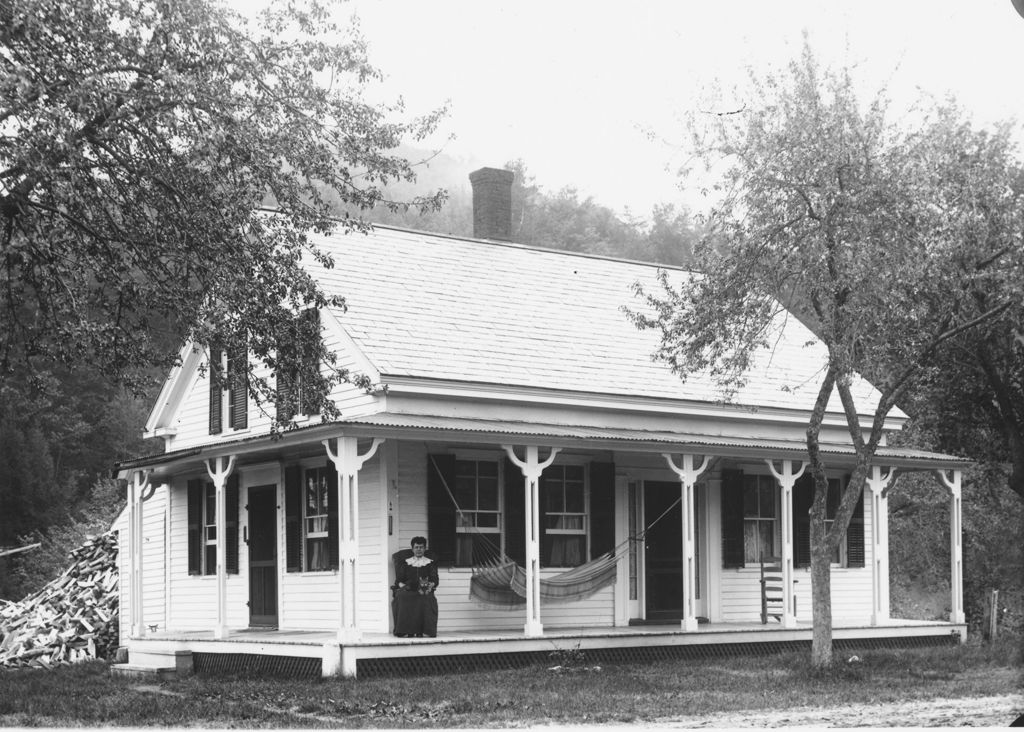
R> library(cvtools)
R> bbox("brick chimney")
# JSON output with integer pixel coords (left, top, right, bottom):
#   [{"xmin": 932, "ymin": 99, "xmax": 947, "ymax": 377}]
[{"xmin": 469, "ymin": 167, "xmax": 514, "ymax": 241}]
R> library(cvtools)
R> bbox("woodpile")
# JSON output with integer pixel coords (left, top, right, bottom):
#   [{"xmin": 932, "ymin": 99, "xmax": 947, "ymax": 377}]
[{"xmin": 0, "ymin": 532, "xmax": 119, "ymax": 669}]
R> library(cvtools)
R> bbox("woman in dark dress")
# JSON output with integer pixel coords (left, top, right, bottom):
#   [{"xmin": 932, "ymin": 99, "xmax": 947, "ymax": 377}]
[{"xmin": 393, "ymin": 536, "xmax": 439, "ymax": 638}]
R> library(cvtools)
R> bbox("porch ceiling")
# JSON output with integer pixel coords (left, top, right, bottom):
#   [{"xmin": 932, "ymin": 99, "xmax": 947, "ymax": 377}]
[{"xmin": 118, "ymin": 412, "xmax": 969, "ymax": 478}]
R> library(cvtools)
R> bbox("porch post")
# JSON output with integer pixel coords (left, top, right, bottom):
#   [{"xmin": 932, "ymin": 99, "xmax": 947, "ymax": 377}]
[
  {"xmin": 765, "ymin": 459, "xmax": 807, "ymax": 629},
  {"xmin": 662, "ymin": 453, "xmax": 711, "ymax": 631},
  {"xmin": 323, "ymin": 436, "xmax": 384, "ymax": 644},
  {"xmin": 128, "ymin": 470, "xmax": 151, "ymax": 638},
  {"xmin": 865, "ymin": 465, "xmax": 897, "ymax": 626},
  {"xmin": 936, "ymin": 469, "xmax": 966, "ymax": 625},
  {"xmin": 502, "ymin": 444, "xmax": 560, "ymax": 637},
  {"xmin": 205, "ymin": 455, "xmax": 236, "ymax": 640}
]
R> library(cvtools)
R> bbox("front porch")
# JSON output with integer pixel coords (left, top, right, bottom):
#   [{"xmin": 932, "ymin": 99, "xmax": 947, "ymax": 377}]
[{"xmin": 117, "ymin": 618, "xmax": 967, "ymax": 679}]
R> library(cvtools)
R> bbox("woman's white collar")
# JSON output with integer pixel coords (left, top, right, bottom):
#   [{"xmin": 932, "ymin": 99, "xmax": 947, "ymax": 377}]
[{"xmin": 406, "ymin": 555, "xmax": 433, "ymax": 567}]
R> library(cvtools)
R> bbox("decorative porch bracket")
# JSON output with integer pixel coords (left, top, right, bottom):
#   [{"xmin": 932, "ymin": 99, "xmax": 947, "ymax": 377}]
[
  {"xmin": 765, "ymin": 459, "xmax": 808, "ymax": 629},
  {"xmin": 205, "ymin": 455, "xmax": 237, "ymax": 640},
  {"xmin": 865, "ymin": 465, "xmax": 897, "ymax": 626},
  {"xmin": 936, "ymin": 469, "xmax": 966, "ymax": 625},
  {"xmin": 662, "ymin": 454, "xmax": 711, "ymax": 631},
  {"xmin": 323, "ymin": 436, "xmax": 384, "ymax": 645},
  {"xmin": 127, "ymin": 469, "xmax": 153, "ymax": 638},
  {"xmin": 502, "ymin": 444, "xmax": 561, "ymax": 637}
]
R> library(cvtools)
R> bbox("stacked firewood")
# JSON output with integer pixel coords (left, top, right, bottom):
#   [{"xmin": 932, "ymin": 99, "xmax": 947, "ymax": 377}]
[{"xmin": 0, "ymin": 532, "xmax": 119, "ymax": 669}]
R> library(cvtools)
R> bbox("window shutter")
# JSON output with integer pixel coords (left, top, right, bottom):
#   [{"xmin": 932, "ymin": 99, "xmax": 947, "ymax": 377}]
[
  {"xmin": 284, "ymin": 465, "xmax": 302, "ymax": 572},
  {"xmin": 589, "ymin": 461, "xmax": 616, "ymax": 558},
  {"xmin": 228, "ymin": 342, "xmax": 248, "ymax": 431},
  {"xmin": 327, "ymin": 461, "xmax": 339, "ymax": 570},
  {"xmin": 208, "ymin": 346, "xmax": 223, "ymax": 435},
  {"xmin": 426, "ymin": 454, "xmax": 457, "ymax": 565},
  {"xmin": 721, "ymin": 469, "xmax": 745, "ymax": 568},
  {"xmin": 299, "ymin": 308, "xmax": 322, "ymax": 416},
  {"xmin": 226, "ymin": 474, "xmax": 239, "ymax": 574},
  {"xmin": 846, "ymin": 484, "xmax": 866, "ymax": 568},
  {"xmin": 504, "ymin": 457, "xmax": 526, "ymax": 566},
  {"xmin": 187, "ymin": 479, "xmax": 203, "ymax": 575},
  {"xmin": 793, "ymin": 473, "xmax": 814, "ymax": 569}
]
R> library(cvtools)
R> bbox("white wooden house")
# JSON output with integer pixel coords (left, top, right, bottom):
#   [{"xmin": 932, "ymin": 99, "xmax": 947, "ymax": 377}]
[{"xmin": 114, "ymin": 168, "xmax": 968, "ymax": 678}]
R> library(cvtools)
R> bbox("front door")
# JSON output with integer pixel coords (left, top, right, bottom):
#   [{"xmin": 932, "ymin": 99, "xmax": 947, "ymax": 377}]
[
  {"xmin": 643, "ymin": 481, "xmax": 685, "ymax": 620},
  {"xmin": 247, "ymin": 485, "xmax": 278, "ymax": 627}
]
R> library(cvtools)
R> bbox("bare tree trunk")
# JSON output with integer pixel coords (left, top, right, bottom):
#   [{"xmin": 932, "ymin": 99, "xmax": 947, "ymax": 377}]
[{"xmin": 809, "ymin": 478, "xmax": 833, "ymax": 667}]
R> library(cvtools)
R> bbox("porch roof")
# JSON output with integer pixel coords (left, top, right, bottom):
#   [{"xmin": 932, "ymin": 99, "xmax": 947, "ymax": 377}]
[{"xmin": 118, "ymin": 412, "xmax": 969, "ymax": 477}]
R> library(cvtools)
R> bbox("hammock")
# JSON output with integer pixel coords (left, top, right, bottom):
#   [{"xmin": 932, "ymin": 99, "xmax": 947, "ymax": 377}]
[{"xmin": 429, "ymin": 454, "xmax": 683, "ymax": 607}]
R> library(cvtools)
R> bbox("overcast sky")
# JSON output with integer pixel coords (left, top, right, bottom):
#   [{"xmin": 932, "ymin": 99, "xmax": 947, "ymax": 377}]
[{"xmin": 341, "ymin": 1, "xmax": 1024, "ymax": 216}]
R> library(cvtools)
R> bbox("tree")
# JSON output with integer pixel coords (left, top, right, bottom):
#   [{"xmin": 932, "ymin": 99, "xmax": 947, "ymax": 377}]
[
  {"xmin": 630, "ymin": 42, "xmax": 1023, "ymax": 666},
  {"xmin": 0, "ymin": 0, "xmax": 445, "ymax": 422}
]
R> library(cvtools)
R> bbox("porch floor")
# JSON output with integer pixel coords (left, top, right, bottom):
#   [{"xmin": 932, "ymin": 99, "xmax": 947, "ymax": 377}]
[
  {"xmin": 124, "ymin": 618, "xmax": 966, "ymax": 678},
  {"xmin": 136, "ymin": 616, "xmax": 958, "ymax": 646}
]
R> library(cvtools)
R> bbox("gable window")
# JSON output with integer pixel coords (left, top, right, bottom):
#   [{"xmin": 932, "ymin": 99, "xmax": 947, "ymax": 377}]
[
  {"xmin": 541, "ymin": 464, "xmax": 587, "ymax": 567},
  {"xmin": 187, "ymin": 476, "xmax": 239, "ymax": 576},
  {"xmin": 454, "ymin": 459, "xmax": 501, "ymax": 567},
  {"xmin": 284, "ymin": 463, "xmax": 338, "ymax": 573},
  {"xmin": 743, "ymin": 474, "xmax": 777, "ymax": 563},
  {"xmin": 276, "ymin": 309, "xmax": 323, "ymax": 422},
  {"xmin": 208, "ymin": 341, "xmax": 248, "ymax": 435}
]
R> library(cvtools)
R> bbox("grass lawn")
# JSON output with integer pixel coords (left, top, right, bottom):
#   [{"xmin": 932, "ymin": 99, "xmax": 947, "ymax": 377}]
[{"xmin": 0, "ymin": 638, "xmax": 1020, "ymax": 727}]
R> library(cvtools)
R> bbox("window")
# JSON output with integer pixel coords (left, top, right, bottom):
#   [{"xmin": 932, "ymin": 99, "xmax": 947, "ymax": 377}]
[
  {"xmin": 208, "ymin": 340, "xmax": 248, "ymax": 434},
  {"xmin": 304, "ymin": 467, "xmax": 331, "ymax": 571},
  {"xmin": 277, "ymin": 309, "xmax": 322, "ymax": 422},
  {"xmin": 824, "ymin": 477, "xmax": 843, "ymax": 564},
  {"xmin": 454, "ymin": 459, "xmax": 501, "ymax": 567},
  {"xmin": 284, "ymin": 463, "xmax": 337, "ymax": 573},
  {"xmin": 541, "ymin": 464, "xmax": 587, "ymax": 567},
  {"xmin": 743, "ymin": 474, "xmax": 777, "ymax": 563},
  {"xmin": 203, "ymin": 482, "xmax": 217, "ymax": 573},
  {"xmin": 186, "ymin": 476, "xmax": 239, "ymax": 576}
]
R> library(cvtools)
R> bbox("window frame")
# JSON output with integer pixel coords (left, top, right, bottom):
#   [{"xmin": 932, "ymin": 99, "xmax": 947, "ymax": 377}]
[
  {"xmin": 202, "ymin": 481, "xmax": 217, "ymax": 575},
  {"xmin": 452, "ymin": 457, "xmax": 502, "ymax": 568},
  {"xmin": 540, "ymin": 463, "xmax": 589, "ymax": 568},
  {"xmin": 742, "ymin": 473, "xmax": 779, "ymax": 564},
  {"xmin": 302, "ymin": 465, "xmax": 332, "ymax": 572}
]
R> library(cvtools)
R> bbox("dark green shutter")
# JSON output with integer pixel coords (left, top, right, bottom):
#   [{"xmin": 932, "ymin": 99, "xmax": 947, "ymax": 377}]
[
  {"xmin": 846, "ymin": 484, "xmax": 866, "ymax": 568},
  {"xmin": 589, "ymin": 461, "xmax": 616, "ymax": 558},
  {"xmin": 327, "ymin": 462, "xmax": 339, "ymax": 570},
  {"xmin": 427, "ymin": 454, "xmax": 457, "ymax": 565},
  {"xmin": 187, "ymin": 479, "xmax": 203, "ymax": 575},
  {"xmin": 226, "ymin": 474, "xmax": 239, "ymax": 574},
  {"xmin": 285, "ymin": 465, "xmax": 302, "ymax": 572},
  {"xmin": 721, "ymin": 469, "xmax": 745, "ymax": 568},
  {"xmin": 793, "ymin": 473, "xmax": 814, "ymax": 569},
  {"xmin": 504, "ymin": 457, "xmax": 526, "ymax": 566},
  {"xmin": 299, "ymin": 308, "xmax": 322, "ymax": 416},
  {"xmin": 228, "ymin": 341, "xmax": 248, "ymax": 430},
  {"xmin": 208, "ymin": 346, "xmax": 223, "ymax": 435}
]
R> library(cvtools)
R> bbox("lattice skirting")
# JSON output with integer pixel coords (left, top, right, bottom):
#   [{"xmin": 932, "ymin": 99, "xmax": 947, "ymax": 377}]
[{"xmin": 185, "ymin": 633, "xmax": 959, "ymax": 679}]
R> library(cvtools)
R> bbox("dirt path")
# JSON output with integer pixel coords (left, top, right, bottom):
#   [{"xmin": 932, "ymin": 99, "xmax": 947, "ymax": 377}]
[{"xmin": 645, "ymin": 694, "xmax": 1024, "ymax": 728}]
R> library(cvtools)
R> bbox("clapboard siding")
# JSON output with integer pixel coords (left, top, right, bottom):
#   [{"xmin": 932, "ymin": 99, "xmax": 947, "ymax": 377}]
[
  {"xmin": 435, "ymin": 574, "xmax": 615, "ymax": 632},
  {"xmin": 717, "ymin": 498, "xmax": 875, "ymax": 623},
  {"xmin": 356, "ymin": 455, "xmax": 390, "ymax": 633},
  {"xmin": 140, "ymin": 487, "xmax": 168, "ymax": 631},
  {"xmin": 166, "ymin": 480, "xmax": 248, "ymax": 631},
  {"xmin": 393, "ymin": 441, "xmax": 616, "ymax": 632},
  {"xmin": 167, "ymin": 318, "xmax": 378, "ymax": 452},
  {"xmin": 114, "ymin": 485, "xmax": 170, "ymax": 644}
]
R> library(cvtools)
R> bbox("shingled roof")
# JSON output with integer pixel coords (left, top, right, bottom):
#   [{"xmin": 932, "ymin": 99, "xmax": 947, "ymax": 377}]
[{"xmin": 308, "ymin": 224, "xmax": 886, "ymax": 418}]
